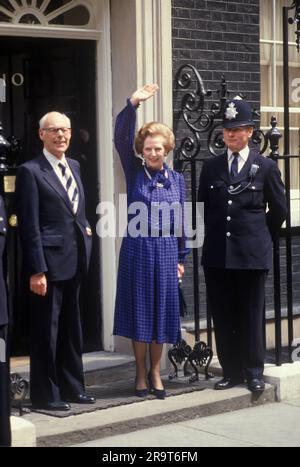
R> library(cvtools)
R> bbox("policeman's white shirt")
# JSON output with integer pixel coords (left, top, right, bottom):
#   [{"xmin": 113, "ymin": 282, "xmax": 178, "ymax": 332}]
[
  {"xmin": 228, "ymin": 146, "xmax": 250, "ymax": 174},
  {"xmin": 43, "ymin": 149, "xmax": 79, "ymax": 213}
]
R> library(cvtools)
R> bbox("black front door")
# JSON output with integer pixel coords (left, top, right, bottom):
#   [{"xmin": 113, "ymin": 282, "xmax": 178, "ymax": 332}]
[{"xmin": 0, "ymin": 36, "xmax": 102, "ymax": 355}]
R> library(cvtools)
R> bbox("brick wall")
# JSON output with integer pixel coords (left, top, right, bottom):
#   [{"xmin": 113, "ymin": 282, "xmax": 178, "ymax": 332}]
[{"xmin": 171, "ymin": 0, "xmax": 300, "ymax": 321}]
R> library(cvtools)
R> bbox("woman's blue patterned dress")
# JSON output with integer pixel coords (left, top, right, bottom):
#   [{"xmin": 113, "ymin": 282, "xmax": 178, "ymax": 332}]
[{"xmin": 113, "ymin": 100, "xmax": 189, "ymax": 344}]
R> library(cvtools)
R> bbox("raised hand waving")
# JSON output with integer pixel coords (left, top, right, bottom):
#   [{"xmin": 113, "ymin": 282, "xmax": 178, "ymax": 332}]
[{"xmin": 130, "ymin": 84, "xmax": 159, "ymax": 107}]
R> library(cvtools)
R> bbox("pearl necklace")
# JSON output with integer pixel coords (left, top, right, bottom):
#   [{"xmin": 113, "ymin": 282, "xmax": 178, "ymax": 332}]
[{"xmin": 143, "ymin": 166, "xmax": 168, "ymax": 188}]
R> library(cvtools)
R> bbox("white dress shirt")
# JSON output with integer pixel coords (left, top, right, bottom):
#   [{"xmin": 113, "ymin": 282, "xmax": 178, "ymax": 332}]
[{"xmin": 228, "ymin": 146, "xmax": 250, "ymax": 174}]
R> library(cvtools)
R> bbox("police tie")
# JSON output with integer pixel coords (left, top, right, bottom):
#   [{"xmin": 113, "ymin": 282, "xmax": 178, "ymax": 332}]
[
  {"xmin": 58, "ymin": 162, "xmax": 79, "ymax": 213},
  {"xmin": 230, "ymin": 152, "xmax": 239, "ymax": 180}
]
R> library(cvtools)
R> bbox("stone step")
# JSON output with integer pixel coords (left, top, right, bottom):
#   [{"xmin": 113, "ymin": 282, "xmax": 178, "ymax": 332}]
[
  {"xmin": 10, "ymin": 351, "xmax": 279, "ymax": 447},
  {"xmin": 23, "ymin": 380, "xmax": 275, "ymax": 447},
  {"xmin": 11, "ymin": 416, "xmax": 36, "ymax": 447}
]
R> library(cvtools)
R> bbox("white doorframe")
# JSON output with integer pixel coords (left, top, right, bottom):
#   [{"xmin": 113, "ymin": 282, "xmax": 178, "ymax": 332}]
[{"xmin": 94, "ymin": 3, "xmax": 116, "ymax": 352}]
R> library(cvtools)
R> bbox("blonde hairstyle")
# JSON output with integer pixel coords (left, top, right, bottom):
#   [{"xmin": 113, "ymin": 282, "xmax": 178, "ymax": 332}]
[{"xmin": 135, "ymin": 122, "xmax": 175, "ymax": 155}]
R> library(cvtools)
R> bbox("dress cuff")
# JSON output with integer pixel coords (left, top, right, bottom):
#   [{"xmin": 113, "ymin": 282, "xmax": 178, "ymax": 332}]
[
  {"xmin": 127, "ymin": 97, "xmax": 140, "ymax": 110},
  {"xmin": 178, "ymin": 247, "xmax": 191, "ymax": 264}
]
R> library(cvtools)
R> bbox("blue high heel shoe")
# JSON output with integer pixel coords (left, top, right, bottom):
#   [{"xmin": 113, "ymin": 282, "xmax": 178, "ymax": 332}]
[
  {"xmin": 148, "ymin": 372, "xmax": 166, "ymax": 400},
  {"xmin": 134, "ymin": 388, "xmax": 149, "ymax": 398},
  {"xmin": 134, "ymin": 378, "xmax": 149, "ymax": 398}
]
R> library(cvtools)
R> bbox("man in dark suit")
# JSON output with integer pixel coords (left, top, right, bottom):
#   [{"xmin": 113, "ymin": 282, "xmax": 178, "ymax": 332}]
[
  {"xmin": 0, "ymin": 194, "xmax": 11, "ymax": 446},
  {"xmin": 198, "ymin": 99, "xmax": 287, "ymax": 393},
  {"xmin": 16, "ymin": 112, "xmax": 95, "ymax": 411}
]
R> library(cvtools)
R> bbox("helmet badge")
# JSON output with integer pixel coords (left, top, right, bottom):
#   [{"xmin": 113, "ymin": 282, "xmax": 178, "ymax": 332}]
[{"xmin": 225, "ymin": 102, "xmax": 239, "ymax": 121}]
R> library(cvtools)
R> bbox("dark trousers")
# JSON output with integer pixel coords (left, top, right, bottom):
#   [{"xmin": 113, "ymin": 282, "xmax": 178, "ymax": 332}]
[
  {"xmin": 204, "ymin": 268, "xmax": 267, "ymax": 381},
  {"xmin": 30, "ymin": 274, "xmax": 85, "ymax": 405},
  {"xmin": 0, "ymin": 325, "xmax": 11, "ymax": 447}
]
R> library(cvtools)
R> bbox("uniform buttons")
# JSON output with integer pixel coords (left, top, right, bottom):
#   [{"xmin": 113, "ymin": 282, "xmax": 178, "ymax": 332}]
[
  {"xmin": 229, "ymin": 186, "xmax": 234, "ymax": 190},
  {"xmin": 0, "ymin": 217, "xmax": 3, "ymax": 221},
  {"xmin": 226, "ymin": 232, "xmax": 231, "ymax": 238},
  {"xmin": 227, "ymin": 216, "xmax": 231, "ymax": 222},
  {"xmin": 228, "ymin": 200, "xmax": 233, "ymax": 205},
  {"xmin": 252, "ymin": 186, "xmax": 256, "ymax": 190},
  {"xmin": 3, "ymin": 228, "xmax": 6, "ymax": 232},
  {"xmin": 210, "ymin": 186, "xmax": 214, "ymax": 189}
]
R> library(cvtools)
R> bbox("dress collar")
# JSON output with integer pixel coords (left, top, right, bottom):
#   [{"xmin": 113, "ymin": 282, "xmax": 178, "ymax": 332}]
[{"xmin": 144, "ymin": 163, "xmax": 171, "ymax": 190}]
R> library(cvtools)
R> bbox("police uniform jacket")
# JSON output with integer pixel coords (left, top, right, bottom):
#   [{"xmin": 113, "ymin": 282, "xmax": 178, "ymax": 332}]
[
  {"xmin": 0, "ymin": 195, "xmax": 8, "ymax": 326},
  {"xmin": 198, "ymin": 150, "xmax": 287, "ymax": 270}
]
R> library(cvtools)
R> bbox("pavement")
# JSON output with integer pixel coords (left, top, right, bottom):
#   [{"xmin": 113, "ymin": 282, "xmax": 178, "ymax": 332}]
[{"xmin": 74, "ymin": 398, "xmax": 300, "ymax": 447}]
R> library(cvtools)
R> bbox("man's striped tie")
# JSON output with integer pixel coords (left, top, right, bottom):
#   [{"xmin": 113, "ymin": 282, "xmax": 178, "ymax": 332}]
[{"xmin": 58, "ymin": 162, "xmax": 79, "ymax": 213}]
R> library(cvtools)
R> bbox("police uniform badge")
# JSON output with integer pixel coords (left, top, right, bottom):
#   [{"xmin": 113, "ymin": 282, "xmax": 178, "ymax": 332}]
[{"xmin": 225, "ymin": 102, "xmax": 239, "ymax": 121}]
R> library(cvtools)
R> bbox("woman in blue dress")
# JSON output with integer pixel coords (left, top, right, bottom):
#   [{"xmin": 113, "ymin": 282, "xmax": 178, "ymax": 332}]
[{"xmin": 113, "ymin": 84, "xmax": 189, "ymax": 399}]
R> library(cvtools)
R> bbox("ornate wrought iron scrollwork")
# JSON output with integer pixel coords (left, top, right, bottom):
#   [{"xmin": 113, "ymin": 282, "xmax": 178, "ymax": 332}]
[
  {"xmin": 175, "ymin": 66, "xmax": 229, "ymax": 161},
  {"xmin": 251, "ymin": 108, "xmax": 269, "ymax": 155},
  {"xmin": 188, "ymin": 341, "xmax": 214, "ymax": 383},
  {"xmin": 168, "ymin": 339, "xmax": 213, "ymax": 383},
  {"xmin": 174, "ymin": 65, "xmax": 267, "ymax": 167},
  {"xmin": 168, "ymin": 340, "xmax": 192, "ymax": 380},
  {"xmin": 243, "ymin": 113, "xmax": 281, "ymax": 160},
  {"xmin": 10, "ymin": 373, "xmax": 30, "ymax": 416}
]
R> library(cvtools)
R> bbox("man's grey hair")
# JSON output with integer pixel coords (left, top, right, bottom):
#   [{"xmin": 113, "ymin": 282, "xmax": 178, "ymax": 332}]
[{"xmin": 39, "ymin": 112, "xmax": 71, "ymax": 129}]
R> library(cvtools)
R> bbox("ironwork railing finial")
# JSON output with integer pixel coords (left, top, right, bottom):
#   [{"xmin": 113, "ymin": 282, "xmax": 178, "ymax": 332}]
[
  {"xmin": 289, "ymin": 0, "xmax": 300, "ymax": 51},
  {"xmin": 266, "ymin": 116, "xmax": 282, "ymax": 161}
]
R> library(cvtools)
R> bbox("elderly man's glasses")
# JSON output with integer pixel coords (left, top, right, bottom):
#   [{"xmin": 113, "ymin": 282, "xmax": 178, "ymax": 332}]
[{"xmin": 42, "ymin": 127, "xmax": 71, "ymax": 135}]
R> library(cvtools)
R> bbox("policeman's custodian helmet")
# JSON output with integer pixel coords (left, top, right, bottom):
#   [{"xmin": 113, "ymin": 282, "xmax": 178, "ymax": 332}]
[{"xmin": 223, "ymin": 98, "xmax": 255, "ymax": 129}]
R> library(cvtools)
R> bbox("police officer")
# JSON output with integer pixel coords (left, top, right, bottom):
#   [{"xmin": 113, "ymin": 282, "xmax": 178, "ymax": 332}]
[
  {"xmin": 0, "ymin": 194, "xmax": 11, "ymax": 446},
  {"xmin": 198, "ymin": 99, "xmax": 287, "ymax": 393}
]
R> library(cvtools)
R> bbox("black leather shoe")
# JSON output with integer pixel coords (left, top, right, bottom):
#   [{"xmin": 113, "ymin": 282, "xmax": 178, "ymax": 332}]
[
  {"xmin": 247, "ymin": 379, "xmax": 265, "ymax": 393},
  {"xmin": 214, "ymin": 377, "xmax": 245, "ymax": 390},
  {"xmin": 66, "ymin": 394, "xmax": 96, "ymax": 404},
  {"xmin": 33, "ymin": 401, "xmax": 71, "ymax": 411}
]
